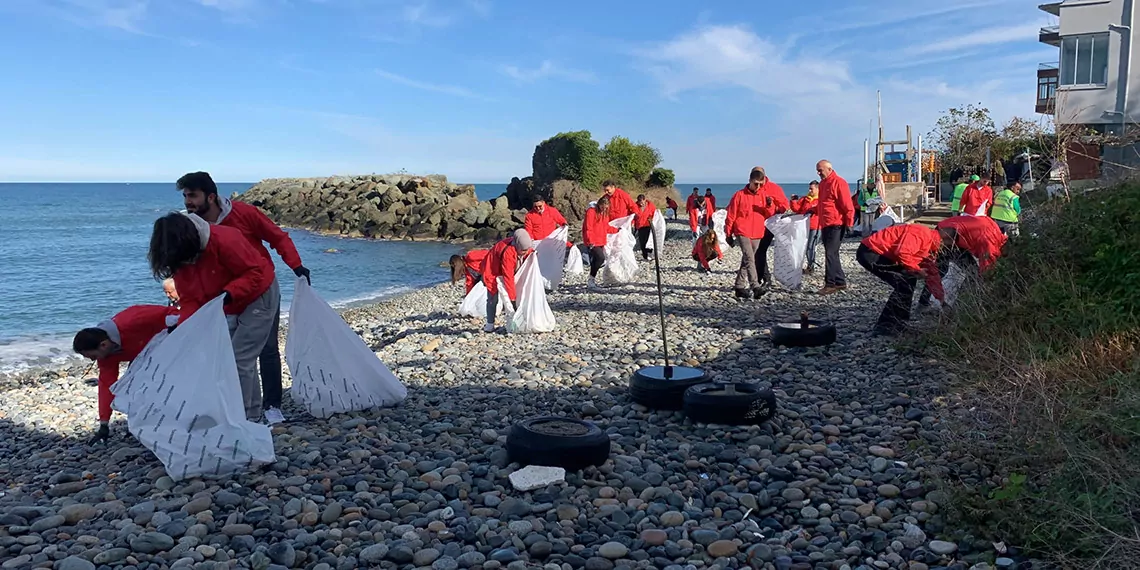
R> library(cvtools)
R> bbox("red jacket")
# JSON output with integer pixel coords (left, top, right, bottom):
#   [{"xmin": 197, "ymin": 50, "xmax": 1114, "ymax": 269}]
[
  {"xmin": 174, "ymin": 220, "xmax": 274, "ymax": 324},
  {"xmin": 725, "ymin": 182, "xmax": 782, "ymax": 239},
  {"xmin": 959, "ymin": 184, "xmax": 993, "ymax": 217},
  {"xmin": 582, "ymin": 208, "xmax": 619, "ymax": 247},
  {"xmin": 462, "ymin": 249, "xmax": 489, "ymax": 294},
  {"xmin": 692, "ymin": 239, "xmax": 723, "ymax": 271},
  {"xmin": 686, "ymin": 195, "xmax": 700, "ymax": 232},
  {"xmin": 523, "ymin": 206, "xmax": 567, "ymax": 241},
  {"xmin": 862, "ymin": 224, "xmax": 944, "ymax": 301},
  {"xmin": 218, "ymin": 199, "xmax": 303, "ymax": 270},
  {"xmin": 705, "ymin": 195, "xmax": 717, "ymax": 211},
  {"xmin": 666, "ymin": 198, "xmax": 678, "ymax": 210},
  {"xmin": 816, "ymin": 171, "xmax": 855, "ymax": 228},
  {"xmin": 482, "ymin": 238, "xmax": 524, "ymax": 302},
  {"xmin": 936, "ymin": 215, "xmax": 1006, "ymax": 271},
  {"xmin": 633, "ymin": 201, "xmax": 656, "ymax": 229},
  {"xmin": 96, "ymin": 305, "xmax": 179, "ymax": 422},
  {"xmin": 607, "ymin": 188, "xmax": 636, "ymax": 220},
  {"xmin": 762, "ymin": 182, "xmax": 789, "ymax": 215},
  {"xmin": 791, "ymin": 195, "xmax": 821, "ymax": 230}
]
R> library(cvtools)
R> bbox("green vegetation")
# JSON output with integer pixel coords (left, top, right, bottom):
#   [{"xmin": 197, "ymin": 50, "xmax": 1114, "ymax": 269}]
[
  {"xmin": 531, "ymin": 131, "xmax": 673, "ymax": 189},
  {"xmin": 923, "ymin": 184, "xmax": 1140, "ymax": 567}
]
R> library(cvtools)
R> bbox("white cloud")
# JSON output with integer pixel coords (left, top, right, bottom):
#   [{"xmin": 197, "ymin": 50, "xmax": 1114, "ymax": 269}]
[
  {"xmin": 54, "ymin": 0, "xmax": 149, "ymax": 33},
  {"xmin": 374, "ymin": 68, "xmax": 485, "ymax": 99},
  {"xmin": 914, "ymin": 23, "xmax": 1044, "ymax": 55},
  {"xmin": 501, "ymin": 60, "xmax": 596, "ymax": 84}
]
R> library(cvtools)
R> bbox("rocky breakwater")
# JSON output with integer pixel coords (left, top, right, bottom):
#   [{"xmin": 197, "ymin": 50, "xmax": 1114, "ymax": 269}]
[{"xmin": 240, "ymin": 174, "xmax": 525, "ymax": 242}]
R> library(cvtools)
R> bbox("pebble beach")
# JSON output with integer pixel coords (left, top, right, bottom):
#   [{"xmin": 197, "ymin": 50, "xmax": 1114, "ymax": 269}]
[{"xmin": 0, "ymin": 221, "xmax": 988, "ymax": 570}]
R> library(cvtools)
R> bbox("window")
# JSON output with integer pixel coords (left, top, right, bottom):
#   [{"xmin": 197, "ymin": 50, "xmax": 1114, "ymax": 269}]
[
  {"xmin": 1060, "ymin": 33, "xmax": 1110, "ymax": 86},
  {"xmin": 1038, "ymin": 75, "xmax": 1058, "ymax": 101}
]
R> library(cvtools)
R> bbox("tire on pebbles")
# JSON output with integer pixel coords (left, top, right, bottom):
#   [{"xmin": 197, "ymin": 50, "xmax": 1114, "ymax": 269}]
[{"xmin": 0, "ymin": 223, "xmax": 969, "ymax": 569}]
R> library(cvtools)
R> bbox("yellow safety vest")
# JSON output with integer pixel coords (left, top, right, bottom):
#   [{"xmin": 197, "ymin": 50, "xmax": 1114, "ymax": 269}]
[
  {"xmin": 990, "ymin": 189, "xmax": 1019, "ymax": 223},
  {"xmin": 951, "ymin": 183, "xmax": 967, "ymax": 212}
]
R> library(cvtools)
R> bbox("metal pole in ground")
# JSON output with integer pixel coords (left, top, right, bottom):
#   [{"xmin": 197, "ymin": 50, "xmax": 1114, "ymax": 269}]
[{"xmin": 650, "ymin": 225, "xmax": 670, "ymax": 374}]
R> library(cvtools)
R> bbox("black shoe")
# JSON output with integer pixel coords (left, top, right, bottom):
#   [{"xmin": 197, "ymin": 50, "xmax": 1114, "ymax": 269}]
[
  {"xmin": 872, "ymin": 324, "xmax": 904, "ymax": 337},
  {"xmin": 734, "ymin": 288, "xmax": 751, "ymax": 299},
  {"xmin": 752, "ymin": 288, "xmax": 766, "ymax": 299}
]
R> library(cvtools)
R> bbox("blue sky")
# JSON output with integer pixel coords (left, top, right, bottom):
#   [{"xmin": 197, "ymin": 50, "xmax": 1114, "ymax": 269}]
[{"xmin": 0, "ymin": 0, "xmax": 1057, "ymax": 183}]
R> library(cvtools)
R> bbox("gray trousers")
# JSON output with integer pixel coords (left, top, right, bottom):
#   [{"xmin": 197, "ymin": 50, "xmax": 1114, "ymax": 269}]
[
  {"xmin": 734, "ymin": 236, "xmax": 763, "ymax": 290},
  {"xmin": 486, "ymin": 290, "xmax": 503, "ymax": 326},
  {"xmin": 228, "ymin": 278, "xmax": 280, "ymax": 422},
  {"xmin": 860, "ymin": 211, "xmax": 876, "ymax": 236}
]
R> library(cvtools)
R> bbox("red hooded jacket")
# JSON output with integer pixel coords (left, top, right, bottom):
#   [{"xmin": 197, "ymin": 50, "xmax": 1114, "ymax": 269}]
[
  {"xmin": 686, "ymin": 195, "xmax": 700, "ymax": 232},
  {"xmin": 791, "ymin": 195, "xmax": 821, "ymax": 230},
  {"xmin": 174, "ymin": 216, "xmax": 274, "ymax": 324},
  {"xmin": 462, "ymin": 249, "xmax": 489, "ymax": 294},
  {"xmin": 633, "ymin": 201, "xmax": 656, "ymax": 229},
  {"xmin": 936, "ymin": 215, "xmax": 1006, "ymax": 271},
  {"xmin": 705, "ymin": 194, "xmax": 717, "ymax": 211},
  {"xmin": 95, "ymin": 305, "xmax": 179, "ymax": 422},
  {"xmin": 482, "ymin": 237, "xmax": 526, "ymax": 302},
  {"xmin": 607, "ymin": 188, "xmax": 636, "ymax": 220},
  {"xmin": 217, "ymin": 198, "xmax": 303, "ymax": 270},
  {"xmin": 692, "ymin": 238, "xmax": 723, "ymax": 271},
  {"xmin": 862, "ymin": 224, "xmax": 945, "ymax": 301},
  {"xmin": 725, "ymin": 181, "xmax": 783, "ymax": 239},
  {"xmin": 523, "ymin": 206, "xmax": 567, "ymax": 241},
  {"xmin": 816, "ymin": 171, "xmax": 855, "ymax": 228},
  {"xmin": 959, "ymin": 183, "xmax": 993, "ymax": 217},
  {"xmin": 582, "ymin": 207, "xmax": 619, "ymax": 247}
]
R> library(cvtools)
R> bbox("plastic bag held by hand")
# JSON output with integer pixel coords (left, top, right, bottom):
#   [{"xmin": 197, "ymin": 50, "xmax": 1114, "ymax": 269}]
[
  {"xmin": 603, "ymin": 214, "xmax": 639, "ymax": 284},
  {"xmin": 459, "ymin": 281, "xmax": 501, "ymax": 318},
  {"xmin": 507, "ymin": 254, "xmax": 557, "ymax": 333},
  {"xmin": 712, "ymin": 210, "xmax": 729, "ymax": 252},
  {"xmin": 286, "ymin": 278, "xmax": 407, "ymax": 419},
  {"xmin": 564, "ymin": 246, "xmax": 585, "ymax": 275},
  {"xmin": 535, "ymin": 226, "xmax": 569, "ymax": 289},
  {"xmin": 765, "ymin": 214, "xmax": 810, "ymax": 290},
  {"xmin": 111, "ymin": 295, "xmax": 275, "ymax": 481}
]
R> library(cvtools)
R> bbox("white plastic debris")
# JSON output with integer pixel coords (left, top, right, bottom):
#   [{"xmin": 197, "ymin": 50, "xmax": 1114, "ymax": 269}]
[{"xmin": 508, "ymin": 465, "xmax": 566, "ymax": 491}]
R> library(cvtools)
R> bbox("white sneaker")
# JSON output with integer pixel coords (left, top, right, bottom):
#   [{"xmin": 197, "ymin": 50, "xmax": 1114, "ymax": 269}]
[
  {"xmin": 264, "ymin": 407, "xmax": 286, "ymax": 425},
  {"xmin": 483, "ymin": 323, "xmax": 496, "ymax": 333},
  {"xmin": 588, "ymin": 277, "xmax": 600, "ymax": 291}
]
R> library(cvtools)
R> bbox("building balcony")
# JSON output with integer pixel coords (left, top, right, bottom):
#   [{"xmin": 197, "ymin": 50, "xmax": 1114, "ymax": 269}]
[
  {"xmin": 1039, "ymin": 24, "xmax": 1060, "ymax": 46},
  {"xmin": 1039, "ymin": 2, "xmax": 1061, "ymax": 17},
  {"xmin": 1037, "ymin": 62, "xmax": 1059, "ymax": 115}
]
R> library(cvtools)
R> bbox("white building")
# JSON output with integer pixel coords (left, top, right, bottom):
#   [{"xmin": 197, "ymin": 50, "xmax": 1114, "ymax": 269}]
[{"xmin": 1038, "ymin": 0, "xmax": 1136, "ymax": 133}]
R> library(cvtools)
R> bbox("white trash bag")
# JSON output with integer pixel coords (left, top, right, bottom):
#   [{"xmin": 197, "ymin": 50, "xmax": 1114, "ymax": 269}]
[
  {"xmin": 536, "ymin": 226, "xmax": 569, "ymax": 289},
  {"xmin": 603, "ymin": 214, "xmax": 638, "ymax": 285},
  {"xmin": 872, "ymin": 208, "xmax": 901, "ymax": 233},
  {"xmin": 286, "ymin": 278, "xmax": 407, "ymax": 419},
  {"xmin": 931, "ymin": 263, "xmax": 968, "ymax": 309},
  {"xmin": 459, "ymin": 281, "xmax": 500, "ymax": 318},
  {"xmin": 765, "ymin": 214, "xmax": 811, "ymax": 290},
  {"xmin": 564, "ymin": 245, "xmax": 585, "ymax": 275},
  {"xmin": 508, "ymin": 254, "xmax": 557, "ymax": 333},
  {"xmin": 497, "ymin": 277, "xmax": 516, "ymax": 320},
  {"xmin": 712, "ymin": 209, "xmax": 729, "ymax": 252},
  {"xmin": 111, "ymin": 296, "xmax": 275, "ymax": 481},
  {"xmin": 651, "ymin": 210, "xmax": 666, "ymax": 255}
]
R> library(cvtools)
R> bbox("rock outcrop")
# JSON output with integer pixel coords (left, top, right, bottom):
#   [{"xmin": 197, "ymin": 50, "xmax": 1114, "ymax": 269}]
[{"xmin": 239, "ymin": 174, "xmax": 524, "ymax": 242}]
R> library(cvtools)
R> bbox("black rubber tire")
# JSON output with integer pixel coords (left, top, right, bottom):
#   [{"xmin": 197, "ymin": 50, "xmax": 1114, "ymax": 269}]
[
  {"xmin": 628, "ymin": 366, "xmax": 709, "ymax": 410},
  {"xmin": 505, "ymin": 417, "xmax": 611, "ymax": 471},
  {"xmin": 770, "ymin": 320, "xmax": 837, "ymax": 348},
  {"xmin": 683, "ymin": 382, "xmax": 778, "ymax": 425}
]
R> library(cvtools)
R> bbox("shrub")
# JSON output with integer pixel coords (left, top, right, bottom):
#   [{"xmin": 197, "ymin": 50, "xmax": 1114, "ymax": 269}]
[
  {"xmin": 648, "ymin": 167, "xmax": 675, "ymax": 188},
  {"xmin": 531, "ymin": 131, "xmax": 603, "ymax": 189},
  {"xmin": 601, "ymin": 136, "xmax": 661, "ymax": 185}
]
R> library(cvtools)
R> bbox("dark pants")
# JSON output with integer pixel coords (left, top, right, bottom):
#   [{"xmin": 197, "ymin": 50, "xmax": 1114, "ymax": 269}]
[
  {"xmin": 636, "ymin": 226, "xmax": 653, "ymax": 260},
  {"xmin": 995, "ymin": 220, "xmax": 1018, "ymax": 236},
  {"xmin": 918, "ymin": 248, "xmax": 977, "ymax": 305},
  {"xmin": 856, "ymin": 244, "xmax": 915, "ymax": 333},
  {"xmin": 753, "ymin": 229, "xmax": 775, "ymax": 285},
  {"xmin": 804, "ymin": 228, "xmax": 821, "ymax": 271},
  {"xmin": 588, "ymin": 246, "xmax": 605, "ymax": 277},
  {"xmin": 258, "ymin": 297, "xmax": 283, "ymax": 409},
  {"xmin": 821, "ymin": 225, "xmax": 847, "ymax": 287}
]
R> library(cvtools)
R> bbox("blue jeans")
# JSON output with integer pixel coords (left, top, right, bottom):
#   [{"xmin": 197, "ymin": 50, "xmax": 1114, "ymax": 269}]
[{"xmin": 804, "ymin": 229, "xmax": 821, "ymax": 270}]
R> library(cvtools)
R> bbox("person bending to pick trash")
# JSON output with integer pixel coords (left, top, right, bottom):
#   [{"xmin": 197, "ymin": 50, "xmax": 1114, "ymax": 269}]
[
  {"xmin": 148, "ymin": 212, "xmax": 276, "ymax": 423},
  {"xmin": 481, "ymin": 229, "xmax": 535, "ymax": 332},
  {"xmin": 450, "ymin": 249, "xmax": 489, "ymax": 295},
  {"xmin": 72, "ymin": 304, "xmax": 179, "ymax": 444},
  {"xmin": 582, "ymin": 197, "xmax": 619, "ymax": 291},
  {"xmin": 917, "ymin": 215, "xmax": 1007, "ymax": 307},
  {"xmin": 856, "ymin": 224, "xmax": 949, "ymax": 336},
  {"xmin": 692, "ymin": 228, "xmax": 723, "ymax": 273},
  {"xmin": 180, "ymin": 171, "xmax": 311, "ymax": 426}
]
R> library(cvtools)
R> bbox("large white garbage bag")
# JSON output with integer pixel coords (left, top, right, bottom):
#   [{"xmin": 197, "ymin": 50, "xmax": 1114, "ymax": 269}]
[
  {"xmin": 459, "ymin": 281, "xmax": 500, "ymax": 318},
  {"xmin": 712, "ymin": 210, "xmax": 728, "ymax": 251},
  {"xmin": 603, "ymin": 214, "xmax": 638, "ymax": 285},
  {"xmin": 111, "ymin": 296, "xmax": 275, "ymax": 481},
  {"xmin": 286, "ymin": 278, "xmax": 407, "ymax": 419},
  {"xmin": 507, "ymin": 254, "xmax": 557, "ymax": 333},
  {"xmin": 564, "ymin": 245, "xmax": 585, "ymax": 275},
  {"xmin": 931, "ymin": 263, "xmax": 968, "ymax": 309},
  {"xmin": 651, "ymin": 210, "xmax": 666, "ymax": 255},
  {"xmin": 765, "ymin": 214, "xmax": 811, "ymax": 290},
  {"xmin": 536, "ymin": 226, "xmax": 569, "ymax": 290}
]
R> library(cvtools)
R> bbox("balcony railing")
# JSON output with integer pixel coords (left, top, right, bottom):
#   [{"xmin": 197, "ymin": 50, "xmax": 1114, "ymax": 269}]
[
  {"xmin": 1039, "ymin": 61, "xmax": 1059, "ymax": 71},
  {"xmin": 1041, "ymin": 25, "xmax": 1059, "ymax": 34}
]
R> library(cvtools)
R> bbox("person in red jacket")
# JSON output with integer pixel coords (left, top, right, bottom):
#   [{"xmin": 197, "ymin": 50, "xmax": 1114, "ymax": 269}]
[
  {"xmin": 725, "ymin": 168, "xmax": 782, "ymax": 299},
  {"xmin": 815, "ymin": 160, "xmax": 856, "ymax": 294},
  {"xmin": 750, "ymin": 167, "xmax": 790, "ymax": 288},
  {"xmin": 72, "ymin": 304, "xmax": 179, "ymax": 444},
  {"xmin": 602, "ymin": 180, "xmax": 636, "ymax": 220},
  {"xmin": 180, "ymin": 171, "xmax": 309, "ymax": 425},
  {"xmin": 450, "ymin": 249, "xmax": 489, "ymax": 295},
  {"xmin": 665, "ymin": 197, "xmax": 679, "ymax": 220},
  {"xmin": 481, "ymin": 229, "xmax": 535, "ymax": 332},
  {"xmin": 686, "ymin": 188, "xmax": 701, "ymax": 238},
  {"xmin": 582, "ymin": 197, "xmax": 619, "ymax": 290},
  {"xmin": 148, "ymin": 212, "xmax": 276, "ymax": 422},
  {"xmin": 791, "ymin": 181, "xmax": 822, "ymax": 274},
  {"xmin": 704, "ymin": 188, "xmax": 717, "ymax": 211},
  {"xmin": 691, "ymin": 228, "xmax": 723, "ymax": 273},
  {"xmin": 523, "ymin": 197, "xmax": 568, "ymax": 241},
  {"xmin": 632, "ymin": 194, "xmax": 657, "ymax": 261},
  {"xmin": 702, "ymin": 192, "xmax": 717, "ymax": 230},
  {"xmin": 917, "ymin": 215, "xmax": 1007, "ymax": 306},
  {"xmin": 959, "ymin": 176, "xmax": 994, "ymax": 217},
  {"xmin": 857, "ymin": 224, "xmax": 949, "ymax": 336}
]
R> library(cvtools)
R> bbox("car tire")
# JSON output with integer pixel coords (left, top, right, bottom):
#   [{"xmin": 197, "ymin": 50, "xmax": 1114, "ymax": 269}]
[
  {"xmin": 505, "ymin": 416, "xmax": 611, "ymax": 471},
  {"xmin": 629, "ymin": 366, "xmax": 708, "ymax": 410},
  {"xmin": 682, "ymin": 382, "xmax": 777, "ymax": 425},
  {"xmin": 770, "ymin": 320, "xmax": 836, "ymax": 348}
]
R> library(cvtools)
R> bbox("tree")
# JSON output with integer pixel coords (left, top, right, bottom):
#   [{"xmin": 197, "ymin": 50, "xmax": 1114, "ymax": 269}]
[
  {"xmin": 531, "ymin": 131, "xmax": 604, "ymax": 189},
  {"xmin": 601, "ymin": 136, "xmax": 661, "ymax": 185},
  {"xmin": 927, "ymin": 103, "xmax": 998, "ymax": 175}
]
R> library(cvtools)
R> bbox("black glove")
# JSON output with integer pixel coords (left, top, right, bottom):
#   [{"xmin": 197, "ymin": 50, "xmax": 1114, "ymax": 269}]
[
  {"xmin": 223, "ymin": 291, "xmax": 234, "ymax": 305},
  {"xmin": 166, "ymin": 324, "xmax": 177, "ymax": 334},
  {"xmin": 294, "ymin": 265, "xmax": 311, "ymax": 285},
  {"xmin": 726, "ymin": 235, "xmax": 737, "ymax": 248},
  {"xmin": 89, "ymin": 423, "xmax": 110, "ymax": 445}
]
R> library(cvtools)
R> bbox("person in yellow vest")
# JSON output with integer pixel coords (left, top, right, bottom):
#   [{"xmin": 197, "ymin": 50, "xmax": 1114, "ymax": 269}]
[
  {"xmin": 951, "ymin": 175, "xmax": 978, "ymax": 215},
  {"xmin": 990, "ymin": 182, "xmax": 1022, "ymax": 236}
]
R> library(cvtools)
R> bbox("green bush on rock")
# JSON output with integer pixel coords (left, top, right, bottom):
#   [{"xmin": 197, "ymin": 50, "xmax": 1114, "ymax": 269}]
[
  {"xmin": 531, "ymin": 131, "xmax": 604, "ymax": 190},
  {"xmin": 648, "ymin": 167, "xmax": 675, "ymax": 188}
]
